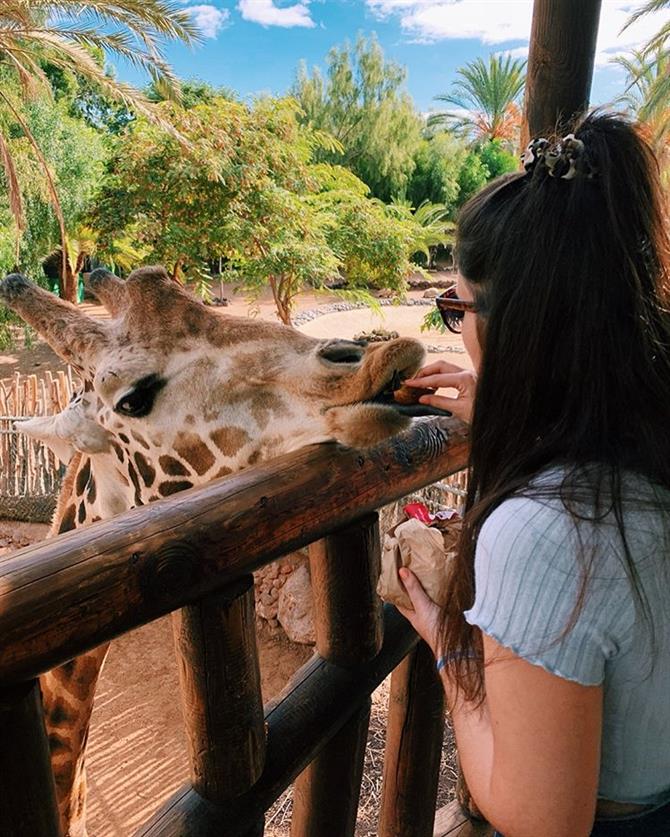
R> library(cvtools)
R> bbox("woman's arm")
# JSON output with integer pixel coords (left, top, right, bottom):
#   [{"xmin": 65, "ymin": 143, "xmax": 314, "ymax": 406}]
[{"xmin": 398, "ymin": 569, "xmax": 603, "ymax": 837}]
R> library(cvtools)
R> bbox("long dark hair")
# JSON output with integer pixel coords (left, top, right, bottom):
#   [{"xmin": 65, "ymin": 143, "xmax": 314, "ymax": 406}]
[{"xmin": 442, "ymin": 112, "xmax": 670, "ymax": 701}]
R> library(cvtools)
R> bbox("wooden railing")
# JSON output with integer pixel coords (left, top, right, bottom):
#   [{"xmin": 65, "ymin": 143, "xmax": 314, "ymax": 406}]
[{"xmin": 0, "ymin": 416, "xmax": 470, "ymax": 837}]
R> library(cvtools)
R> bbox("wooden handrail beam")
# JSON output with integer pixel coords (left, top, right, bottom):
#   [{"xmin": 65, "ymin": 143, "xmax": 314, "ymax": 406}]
[{"xmin": 0, "ymin": 417, "xmax": 469, "ymax": 684}]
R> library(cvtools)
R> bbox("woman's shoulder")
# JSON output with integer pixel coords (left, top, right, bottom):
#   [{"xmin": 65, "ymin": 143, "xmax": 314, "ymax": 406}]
[{"xmin": 478, "ymin": 466, "xmax": 670, "ymax": 578}]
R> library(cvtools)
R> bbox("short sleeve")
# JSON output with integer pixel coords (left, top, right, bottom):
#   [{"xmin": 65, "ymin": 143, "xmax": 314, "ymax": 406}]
[{"xmin": 464, "ymin": 496, "xmax": 633, "ymax": 686}]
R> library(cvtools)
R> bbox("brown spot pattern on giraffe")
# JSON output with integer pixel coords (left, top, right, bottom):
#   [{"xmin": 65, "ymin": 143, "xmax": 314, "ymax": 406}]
[
  {"xmin": 58, "ymin": 505, "xmax": 77, "ymax": 534},
  {"xmin": 159, "ymin": 455, "xmax": 190, "ymax": 476},
  {"xmin": 173, "ymin": 432, "xmax": 215, "ymax": 475},
  {"xmin": 134, "ymin": 451, "xmax": 156, "ymax": 487},
  {"xmin": 50, "ymin": 657, "xmax": 104, "ymax": 701},
  {"xmin": 131, "ymin": 430, "xmax": 150, "ymax": 450},
  {"xmin": 210, "ymin": 427, "xmax": 251, "ymax": 457},
  {"xmin": 75, "ymin": 460, "xmax": 91, "ymax": 497},
  {"xmin": 158, "ymin": 480, "xmax": 194, "ymax": 496}
]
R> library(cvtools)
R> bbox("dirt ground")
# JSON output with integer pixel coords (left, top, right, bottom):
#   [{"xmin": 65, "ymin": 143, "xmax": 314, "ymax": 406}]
[{"xmin": 0, "ymin": 278, "xmax": 465, "ymax": 835}]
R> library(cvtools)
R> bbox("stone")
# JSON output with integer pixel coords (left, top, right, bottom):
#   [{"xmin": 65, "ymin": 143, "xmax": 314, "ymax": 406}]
[
  {"xmin": 277, "ymin": 564, "xmax": 315, "ymax": 645},
  {"xmin": 423, "ymin": 288, "xmax": 440, "ymax": 298}
]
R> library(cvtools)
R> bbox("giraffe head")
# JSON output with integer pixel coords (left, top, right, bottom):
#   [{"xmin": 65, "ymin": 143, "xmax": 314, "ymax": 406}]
[{"xmin": 1, "ymin": 267, "xmax": 436, "ymax": 518}]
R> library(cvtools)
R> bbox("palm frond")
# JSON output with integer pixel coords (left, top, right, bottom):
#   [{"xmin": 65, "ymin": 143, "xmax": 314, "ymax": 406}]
[{"xmin": 0, "ymin": 129, "xmax": 25, "ymax": 232}]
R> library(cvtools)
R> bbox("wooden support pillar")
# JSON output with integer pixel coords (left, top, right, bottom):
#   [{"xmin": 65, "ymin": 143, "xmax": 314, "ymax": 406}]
[
  {"xmin": 309, "ymin": 512, "xmax": 383, "ymax": 666},
  {"xmin": 291, "ymin": 699, "xmax": 371, "ymax": 836},
  {"xmin": 290, "ymin": 513, "xmax": 383, "ymax": 836},
  {"xmin": 172, "ymin": 575, "xmax": 265, "ymax": 811},
  {"xmin": 524, "ymin": 0, "xmax": 603, "ymax": 141},
  {"xmin": 378, "ymin": 641, "xmax": 446, "ymax": 837},
  {"xmin": 0, "ymin": 679, "xmax": 61, "ymax": 836}
]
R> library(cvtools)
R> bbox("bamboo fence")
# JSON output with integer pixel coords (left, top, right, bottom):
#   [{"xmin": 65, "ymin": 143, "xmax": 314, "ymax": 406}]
[{"xmin": 0, "ymin": 369, "xmax": 76, "ymax": 513}]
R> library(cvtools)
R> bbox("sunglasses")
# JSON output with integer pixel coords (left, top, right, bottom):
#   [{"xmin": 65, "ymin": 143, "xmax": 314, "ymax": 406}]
[{"xmin": 435, "ymin": 287, "xmax": 478, "ymax": 334}]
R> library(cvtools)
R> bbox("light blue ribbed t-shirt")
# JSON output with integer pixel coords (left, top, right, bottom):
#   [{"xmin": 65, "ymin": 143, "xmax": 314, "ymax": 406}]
[{"xmin": 464, "ymin": 469, "xmax": 670, "ymax": 805}]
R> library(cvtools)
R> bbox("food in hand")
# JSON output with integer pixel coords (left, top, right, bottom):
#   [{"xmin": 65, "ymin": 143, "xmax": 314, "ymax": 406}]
[{"xmin": 392, "ymin": 383, "xmax": 434, "ymax": 405}]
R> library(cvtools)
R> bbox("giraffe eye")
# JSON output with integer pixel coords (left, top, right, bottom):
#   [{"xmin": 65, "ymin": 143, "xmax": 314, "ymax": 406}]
[{"xmin": 114, "ymin": 374, "xmax": 166, "ymax": 418}]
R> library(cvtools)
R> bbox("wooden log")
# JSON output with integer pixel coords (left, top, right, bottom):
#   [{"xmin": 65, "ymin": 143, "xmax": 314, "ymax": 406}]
[
  {"xmin": 0, "ymin": 417, "xmax": 469, "ymax": 683},
  {"xmin": 291, "ymin": 700, "xmax": 371, "ymax": 837},
  {"xmin": 523, "ymin": 0, "xmax": 603, "ymax": 140},
  {"xmin": 308, "ymin": 513, "xmax": 383, "ymax": 667},
  {"xmin": 433, "ymin": 800, "xmax": 494, "ymax": 837},
  {"xmin": 172, "ymin": 575, "xmax": 265, "ymax": 802},
  {"xmin": 291, "ymin": 515, "xmax": 382, "ymax": 836},
  {"xmin": 378, "ymin": 641, "xmax": 446, "ymax": 837},
  {"xmin": 138, "ymin": 605, "xmax": 419, "ymax": 837},
  {"xmin": 0, "ymin": 679, "xmax": 61, "ymax": 836}
]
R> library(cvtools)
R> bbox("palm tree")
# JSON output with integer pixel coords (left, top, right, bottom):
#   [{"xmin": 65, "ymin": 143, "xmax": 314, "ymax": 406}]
[
  {"xmin": 429, "ymin": 54, "xmax": 526, "ymax": 145},
  {"xmin": 622, "ymin": 2, "xmax": 670, "ymax": 140},
  {"xmin": 614, "ymin": 48, "xmax": 670, "ymax": 175},
  {"xmin": 0, "ymin": 0, "xmax": 199, "ymax": 300}
]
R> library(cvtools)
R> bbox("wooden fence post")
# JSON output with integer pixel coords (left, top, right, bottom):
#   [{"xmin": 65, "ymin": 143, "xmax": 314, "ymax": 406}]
[
  {"xmin": 172, "ymin": 575, "xmax": 265, "ymax": 831},
  {"xmin": 290, "ymin": 513, "xmax": 383, "ymax": 836},
  {"xmin": 0, "ymin": 679, "xmax": 61, "ymax": 836},
  {"xmin": 378, "ymin": 641, "xmax": 446, "ymax": 837},
  {"xmin": 523, "ymin": 0, "xmax": 603, "ymax": 141}
]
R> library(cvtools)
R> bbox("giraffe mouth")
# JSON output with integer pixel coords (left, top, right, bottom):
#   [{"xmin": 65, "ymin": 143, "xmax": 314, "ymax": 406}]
[{"xmin": 367, "ymin": 370, "xmax": 452, "ymax": 418}]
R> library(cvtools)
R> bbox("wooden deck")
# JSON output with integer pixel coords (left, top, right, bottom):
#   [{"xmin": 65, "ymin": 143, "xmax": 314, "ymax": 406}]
[{"xmin": 434, "ymin": 800, "xmax": 495, "ymax": 837}]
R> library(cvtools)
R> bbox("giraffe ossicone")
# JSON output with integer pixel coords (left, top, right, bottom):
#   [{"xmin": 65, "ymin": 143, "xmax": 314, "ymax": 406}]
[{"xmin": 0, "ymin": 265, "xmax": 439, "ymax": 836}]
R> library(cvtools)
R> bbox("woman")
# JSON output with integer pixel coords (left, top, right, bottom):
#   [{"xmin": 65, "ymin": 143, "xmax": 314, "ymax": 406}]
[{"xmin": 400, "ymin": 112, "xmax": 670, "ymax": 837}]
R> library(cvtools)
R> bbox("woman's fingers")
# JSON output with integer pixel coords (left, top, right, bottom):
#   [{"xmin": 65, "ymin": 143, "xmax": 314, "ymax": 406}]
[
  {"xmin": 406, "ymin": 360, "xmax": 466, "ymax": 380},
  {"xmin": 404, "ymin": 368, "xmax": 477, "ymax": 423},
  {"xmin": 404, "ymin": 372, "xmax": 469, "ymax": 391}
]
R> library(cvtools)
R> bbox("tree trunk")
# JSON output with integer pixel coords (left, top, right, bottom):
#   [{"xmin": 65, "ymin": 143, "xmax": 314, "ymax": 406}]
[{"xmin": 60, "ymin": 246, "xmax": 77, "ymax": 304}]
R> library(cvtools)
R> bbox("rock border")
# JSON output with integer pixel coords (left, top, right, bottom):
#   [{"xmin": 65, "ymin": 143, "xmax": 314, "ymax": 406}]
[{"xmin": 293, "ymin": 299, "xmax": 465, "ymax": 354}]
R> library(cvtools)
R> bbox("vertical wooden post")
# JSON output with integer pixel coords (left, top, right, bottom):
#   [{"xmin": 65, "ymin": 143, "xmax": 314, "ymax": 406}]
[
  {"xmin": 0, "ymin": 679, "xmax": 61, "ymax": 836},
  {"xmin": 309, "ymin": 512, "xmax": 383, "ymax": 667},
  {"xmin": 290, "ymin": 513, "xmax": 383, "ymax": 836},
  {"xmin": 378, "ymin": 641, "xmax": 446, "ymax": 837},
  {"xmin": 172, "ymin": 575, "xmax": 265, "ymax": 808},
  {"xmin": 523, "ymin": 0, "xmax": 603, "ymax": 141}
]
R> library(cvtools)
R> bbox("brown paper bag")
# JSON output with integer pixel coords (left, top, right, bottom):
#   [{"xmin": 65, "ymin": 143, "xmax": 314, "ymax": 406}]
[{"xmin": 377, "ymin": 517, "xmax": 460, "ymax": 610}]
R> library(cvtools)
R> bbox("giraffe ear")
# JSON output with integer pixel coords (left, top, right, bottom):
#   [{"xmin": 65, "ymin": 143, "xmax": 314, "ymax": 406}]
[
  {"xmin": 16, "ymin": 415, "xmax": 76, "ymax": 464},
  {"xmin": 16, "ymin": 410, "xmax": 112, "ymax": 464}
]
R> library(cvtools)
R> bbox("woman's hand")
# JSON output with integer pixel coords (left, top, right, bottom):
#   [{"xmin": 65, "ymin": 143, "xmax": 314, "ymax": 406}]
[
  {"xmin": 396, "ymin": 567, "xmax": 442, "ymax": 658},
  {"xmin": 404, "ymin": 360, "xmax": 477, "ymax": 423}
]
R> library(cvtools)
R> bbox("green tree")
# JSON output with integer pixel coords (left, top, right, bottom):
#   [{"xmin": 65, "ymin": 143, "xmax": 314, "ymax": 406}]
[
  {"xmin": 92, "ymin": 97, "xmax": 420, "ymax": 323},
  {"xmin": 292, "ymin": 34, "xmax": 422, "ymax": 201},
  {"xmin": 623, "ymin": 2, "xmax": 670, "ymax": 116},
  {"xmin": 0, "ymin": 91, "xmax": 107, "ymax": 280},
  {"xmin": 0, "ymin": 0, "xmax": 198, "ymax": 300},
  {"xmin": 407, "ymin": 133, "xmax": 466, "ymax": 209},
  {"xmin": 430, "ymin": 54, "xmax": 526, "ymax": 145}
]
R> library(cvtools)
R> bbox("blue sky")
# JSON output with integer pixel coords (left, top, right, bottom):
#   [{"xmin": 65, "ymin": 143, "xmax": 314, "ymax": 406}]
[{"xmin": 119, "ymin": 1, "xmax": 670, "ymax": 112}]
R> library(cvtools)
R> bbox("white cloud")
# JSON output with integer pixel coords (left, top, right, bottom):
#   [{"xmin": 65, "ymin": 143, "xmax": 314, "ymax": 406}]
[
  {"xmin": 238, "ymin": 0, "xmax": 315, "ymax": 27},
  {"xmin": 367, "ymin": 0, "xmax": 669, "ymax": 65},
  {"xmin": 188, "ymin": 4, "xmax": 230, "ymax": 37}
]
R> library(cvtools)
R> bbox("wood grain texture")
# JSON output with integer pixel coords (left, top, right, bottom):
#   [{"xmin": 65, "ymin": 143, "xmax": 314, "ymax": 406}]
[
  {"xmin": 378, "ymin": 642, "xmax": 446, "ymax": 837},
  {"xmin": 290, "ymin": 701, "xmax": 371, "ymax": 837},
  {"xmin": 524, "ymin": 0, "xmax": 603, "ymax": 140},
  {"xmin": 0, "ymin": 679, "xmax": 61, "ymax": 837},
  {"xmin": 172, "ymin": 576, "xmax": 265, "ymax": 802},
  {"xmin": 0, "ymin": 417, "xmax": 469, "ymax": 684},
  {"xmin": 138, "ymin": 604, "xmax": 419, "ymax": 837},
  {"xmin": 433, "ymin": 800, "xmax": 495, "ymax": 837},
  {"xmin": 290, "ymin": 516, "xmax": 382, "ymax": 836},
  {"xmin": 309, "ymin": 513, "xmax": 383, "ymax": 668}
]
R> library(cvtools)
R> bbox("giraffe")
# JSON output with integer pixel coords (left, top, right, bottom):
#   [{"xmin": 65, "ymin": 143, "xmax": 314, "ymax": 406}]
[{"xmin": 0, "ymin": 265, "xmax": 436, "ymax": 837}]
